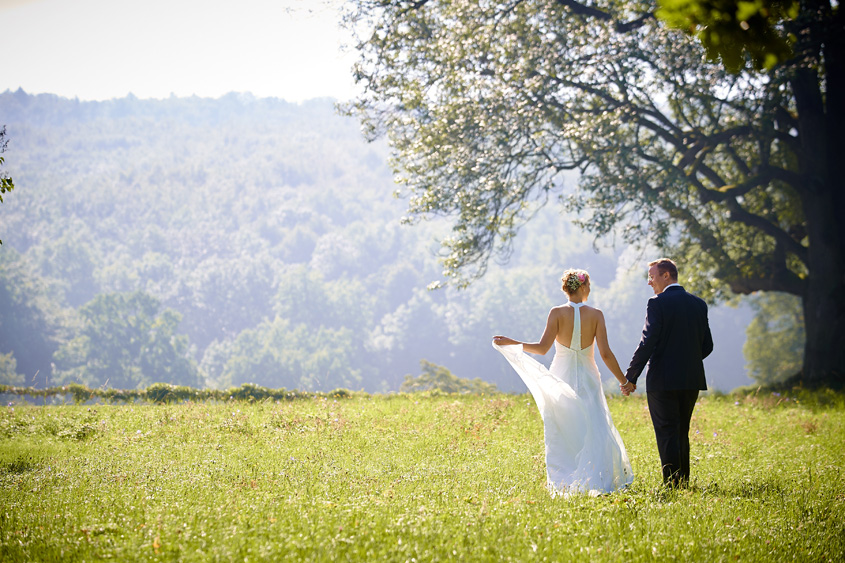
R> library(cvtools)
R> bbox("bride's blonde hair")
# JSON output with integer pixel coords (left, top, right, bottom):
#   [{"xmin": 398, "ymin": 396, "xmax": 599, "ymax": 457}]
[{"xmin": 561, "ymin": 268, "xmax": 590, "ymax": 295}]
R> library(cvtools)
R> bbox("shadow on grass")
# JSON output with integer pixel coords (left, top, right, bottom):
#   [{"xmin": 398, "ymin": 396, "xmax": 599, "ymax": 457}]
[
  {"xmin": 694, "ymin": 479, "xmax": 785, "ymax": 499},
  {"xmin": 0, "ymin": 456, "xmax": 40, "ymax": 476},
  {"xmin": 616, "ymin": 478, "xmax": 787, "ymax": 504}
]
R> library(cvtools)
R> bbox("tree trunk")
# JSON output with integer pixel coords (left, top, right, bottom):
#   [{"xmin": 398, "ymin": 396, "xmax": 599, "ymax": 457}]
[
  {"xmin": 800, "ymin": 190, "xmax": 845, "ymax": 388},
  {"xmin": 793, "ymin": 3, "xmax": 845, "ymax": 387}
]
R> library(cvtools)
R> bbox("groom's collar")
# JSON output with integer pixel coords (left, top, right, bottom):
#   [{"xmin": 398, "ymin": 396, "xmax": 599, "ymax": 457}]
[{"xmin": 661, "ymin": 283, "xmax": 682, "ymax": 293}]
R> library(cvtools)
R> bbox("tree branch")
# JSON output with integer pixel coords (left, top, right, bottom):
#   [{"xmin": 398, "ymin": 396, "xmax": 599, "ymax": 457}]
[
  {"xmin": 726, "ymin": 200, "xmax": 809, "ymax": 266},
  {"xmin": 553, "ymin": 0, "xmax": 611, "ymax": 20},
  {"xmin": 676, "ymin": 126, "xmax": 753, "ymax": 168},
  {"xmin": 615, "ymin": 12, "xmax": 655, "ymax": 33},
  {"xmin": 692, "ymin": 164, "xmax": 804, "ymax": 203},
  {"xmin": 552, "ymin": 0, "xmax": 654, "ymax": 32},
  {"xmin": 631, "ymin": 115, "xmax": 729, "ymax": 188},
  {"xmin": 633, "ymin": 142, "xmax": 808, "ymax": 269},
  {"xmin": 723, "ymin": 243, "xmax": 806, "ymax": 296}
]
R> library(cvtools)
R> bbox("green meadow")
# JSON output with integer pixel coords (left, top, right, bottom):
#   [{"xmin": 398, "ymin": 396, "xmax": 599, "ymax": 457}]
[{"xmin": 1, "ymin": 390, "xmax": 843, "ymax": 562}]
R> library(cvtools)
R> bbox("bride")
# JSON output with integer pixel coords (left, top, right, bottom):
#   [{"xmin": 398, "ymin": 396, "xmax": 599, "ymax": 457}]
[{"xmin": 493, "ymin": 269, "xmax": 634, "ymax": 497}]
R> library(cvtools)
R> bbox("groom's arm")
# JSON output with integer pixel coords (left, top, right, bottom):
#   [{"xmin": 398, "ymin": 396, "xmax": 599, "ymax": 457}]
[
  {"xmin": 625, "ymin": 298, "xmax": 662, "ymax": 384},
  {"xmin": 701, "ymin": 303, "xmax": 714, "ymax": 360}
]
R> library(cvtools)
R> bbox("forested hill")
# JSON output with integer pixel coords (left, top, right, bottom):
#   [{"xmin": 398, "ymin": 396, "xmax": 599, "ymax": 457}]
[{"xmin": 0, "ymin": 89, "xmax": 754, "ymax": 392}]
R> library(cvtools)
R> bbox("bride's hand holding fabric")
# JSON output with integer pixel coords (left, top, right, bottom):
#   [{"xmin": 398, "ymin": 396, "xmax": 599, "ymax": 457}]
[{"xmin": 492, "ymin": 336, "xmax": 520, "ymax": 346}]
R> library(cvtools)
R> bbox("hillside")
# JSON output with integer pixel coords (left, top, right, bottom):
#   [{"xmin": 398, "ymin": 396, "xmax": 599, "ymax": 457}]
[{"xmin": 0, "ymin": 89, "xmax": 754, "ymax": 392}]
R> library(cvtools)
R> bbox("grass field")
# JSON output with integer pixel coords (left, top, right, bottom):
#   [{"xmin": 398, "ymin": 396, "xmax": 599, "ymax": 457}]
[{"xmin": 1, "ymin": 389, "xmax": 843, "ymax": 561}]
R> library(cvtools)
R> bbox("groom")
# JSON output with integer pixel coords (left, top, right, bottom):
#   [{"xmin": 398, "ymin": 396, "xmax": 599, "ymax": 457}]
[{"xmin": 621, "ymin": 258, "xmax": 713, "ymax": 487}]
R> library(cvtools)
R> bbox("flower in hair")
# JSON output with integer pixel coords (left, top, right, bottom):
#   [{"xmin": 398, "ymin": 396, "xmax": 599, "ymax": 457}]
[{"xmin": 562, "ymin": 269, "xmax": 589, "ymax": 294}]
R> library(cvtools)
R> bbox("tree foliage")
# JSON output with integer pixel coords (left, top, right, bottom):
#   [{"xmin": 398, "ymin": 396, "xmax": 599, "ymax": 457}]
[
  {"xmin": 743, "ymin": 291, "xmax": 804, "ymax": 384},
  {"xmin": 0, "ymin": 250, "xmax": 61, "ymax": 382},
  {"xmin": 204, "ymin": 317, "xmax": 363, "ymax": 392},
  {"xmin": 400, "ymin": 360, "xmax": 500, "ymax": 394},
  {"xmin": 0, "ymin": 125, "xmax": 15, "ymax": 244},
  {"xmin": 0, "ymin": 352, "xmax": 23, "ymax": 386},
  {"xmin": 54, "ymin": 291, "xmax": 200, "ymax": 389},
  {"xmin": 656, "ymin": 0, "xmax": 800, "ymax": 71},
  {"xmin": 344, "ymin": 0, "xmax": 844, "ymax": 385}
]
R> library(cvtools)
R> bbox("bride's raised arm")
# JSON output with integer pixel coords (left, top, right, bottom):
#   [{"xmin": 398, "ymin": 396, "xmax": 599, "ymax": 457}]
[
  {"xmin": 493, "ymin": 308, "xmax": 560, "ymax": 355},
  {"xmin": 595, "ymin": 309, "xmax": 629, "ymax": 386}
]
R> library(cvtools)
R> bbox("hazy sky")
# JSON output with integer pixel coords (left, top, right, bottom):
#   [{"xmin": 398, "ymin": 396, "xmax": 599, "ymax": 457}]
[{"xmin": 1, "ymin": 0, "xmax": 359, "ymax": 102}]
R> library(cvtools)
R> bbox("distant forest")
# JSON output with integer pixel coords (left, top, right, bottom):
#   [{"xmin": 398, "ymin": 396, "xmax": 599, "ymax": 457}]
[{"xmin": 0, "ymin": 89, "xmax": 754, "ymax": 392}]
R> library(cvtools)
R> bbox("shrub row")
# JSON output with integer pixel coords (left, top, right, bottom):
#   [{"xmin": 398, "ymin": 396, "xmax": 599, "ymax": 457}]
[{"xmin": 0, "ymin": 382, "xmax": 354, "ymax": 404}]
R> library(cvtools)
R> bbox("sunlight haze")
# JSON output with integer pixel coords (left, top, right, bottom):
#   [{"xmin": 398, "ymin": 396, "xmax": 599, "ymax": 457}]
[{"xmin": 0, "ymin": 0, "xmax": 357, "ymax": 102}]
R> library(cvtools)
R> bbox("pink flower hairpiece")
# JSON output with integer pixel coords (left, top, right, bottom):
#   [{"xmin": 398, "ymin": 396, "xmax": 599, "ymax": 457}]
[{"xmin": 577, "ymin": 273, "xmax": 586, "ymax": 282}]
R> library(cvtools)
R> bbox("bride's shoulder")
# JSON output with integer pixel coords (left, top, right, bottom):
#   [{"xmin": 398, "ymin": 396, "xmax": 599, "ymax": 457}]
[
  {"xmin": 549, "ymin": 304, "xmax": 574, "ymax": 318},
  {"xmin": 583, "ymin": 305, "xmax": 605, "ymax": 318}
]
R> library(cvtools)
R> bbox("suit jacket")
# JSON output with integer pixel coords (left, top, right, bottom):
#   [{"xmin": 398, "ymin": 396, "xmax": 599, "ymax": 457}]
[{"xmin": 626, "ymin": 286, "xmax": 713, "ymax": 391}]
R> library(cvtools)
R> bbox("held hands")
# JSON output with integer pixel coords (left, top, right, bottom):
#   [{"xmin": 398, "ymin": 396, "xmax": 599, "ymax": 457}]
[{"xmin": 620, "ymin": 380, "xmax": 636, "ymax": 396}]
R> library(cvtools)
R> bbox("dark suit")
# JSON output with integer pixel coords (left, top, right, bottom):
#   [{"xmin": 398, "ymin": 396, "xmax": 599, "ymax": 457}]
[{"xmin": 626, "ymin": 285, "xmax": 713, "ymax": 486}]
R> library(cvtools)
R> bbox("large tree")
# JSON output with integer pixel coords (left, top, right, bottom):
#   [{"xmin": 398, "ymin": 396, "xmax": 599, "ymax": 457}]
[{"xmin": 343, "ymin": 0, "xmax": 844, "ymax": 386}]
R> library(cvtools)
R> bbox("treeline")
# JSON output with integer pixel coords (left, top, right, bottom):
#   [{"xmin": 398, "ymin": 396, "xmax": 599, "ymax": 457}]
[
  {"xmin": 0, "ymin": 89, "xmax": 770, "ymax": 392},
  {"xmin": 0, "ymin": 381, "xmax": 355, "ymax": 405},
  {"xmin": 0, "ymin": 360, "xmax": 501, "ymax": 404}
]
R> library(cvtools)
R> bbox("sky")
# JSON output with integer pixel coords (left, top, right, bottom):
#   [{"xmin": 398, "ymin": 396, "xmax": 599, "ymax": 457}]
[{"xmin": 0, "ymin": 0, "xmax": 359, "ymax": 102}]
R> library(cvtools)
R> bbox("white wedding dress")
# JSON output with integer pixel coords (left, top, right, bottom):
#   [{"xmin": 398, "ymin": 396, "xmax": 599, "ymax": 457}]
[{"xmin": 494, "ymin": 302, "xmax": 634, "ymax": 497}]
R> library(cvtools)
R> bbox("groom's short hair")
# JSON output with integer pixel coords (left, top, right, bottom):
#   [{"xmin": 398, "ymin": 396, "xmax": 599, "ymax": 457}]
[{"xmin": 649, "ymin": 258, "xmax": 678, "ymax": 281}]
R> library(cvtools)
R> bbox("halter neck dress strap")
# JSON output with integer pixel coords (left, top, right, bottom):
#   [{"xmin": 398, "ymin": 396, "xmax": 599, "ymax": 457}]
[{"xmin": 566, "ymin": 302, "xmax": 583, "ymax": 352}]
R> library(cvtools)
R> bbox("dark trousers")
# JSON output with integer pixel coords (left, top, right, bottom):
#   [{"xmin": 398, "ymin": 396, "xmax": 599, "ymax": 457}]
[{"xmin": 647, "ymin": 389, "xmax": 699, "ymax": 486}]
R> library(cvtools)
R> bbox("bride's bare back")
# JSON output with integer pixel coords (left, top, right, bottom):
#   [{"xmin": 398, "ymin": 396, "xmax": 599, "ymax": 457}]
[{"xmin": 554, "ymin": 304, "xmax": 601, "ymax": 350}]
